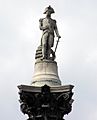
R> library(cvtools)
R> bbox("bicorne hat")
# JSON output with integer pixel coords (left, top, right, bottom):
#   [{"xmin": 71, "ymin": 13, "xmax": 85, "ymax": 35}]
[{"xmin": 43, "ymin": 5, "xmax": 55, "ymax": 14}]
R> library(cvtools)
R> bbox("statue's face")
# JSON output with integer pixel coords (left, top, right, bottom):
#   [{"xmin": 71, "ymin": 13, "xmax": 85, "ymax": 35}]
[{"xmin": 46, "ymin": 10, "xmax": 51, "ymax": 17}]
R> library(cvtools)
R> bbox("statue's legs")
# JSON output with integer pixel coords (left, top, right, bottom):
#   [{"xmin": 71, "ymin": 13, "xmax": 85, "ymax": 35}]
[
  {"xmin": 48, "ymin": 34, "xmax": 54, "ymax": 47},
  {"xmin": 48, "ymin": 34, "xmax": 54, "ymax": 58},
  {"xmin": 42, "ymin": 32, "xmax": 48, "ymax": 59},
  {"xmin": 42, "ymin": 33, "xmax": 54, "ymax": 59}
]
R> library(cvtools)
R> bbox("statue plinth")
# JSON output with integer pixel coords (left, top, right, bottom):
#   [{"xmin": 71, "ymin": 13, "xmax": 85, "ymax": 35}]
[{"xmin": 31, "ymin": 60, "xmax": 61, "ymax": 86}]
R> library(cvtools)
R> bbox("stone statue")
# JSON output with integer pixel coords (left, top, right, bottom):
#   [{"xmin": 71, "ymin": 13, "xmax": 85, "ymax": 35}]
[{"xmin": 35, "ymin": 6, "xmax": 61, "ymax": 60}]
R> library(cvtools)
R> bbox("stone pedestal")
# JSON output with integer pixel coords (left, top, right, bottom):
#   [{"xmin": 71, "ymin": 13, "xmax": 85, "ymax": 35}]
[
  {"xmin": 31, "ymin": 60, "xmax": 61, "ymax": 87},
  {"xmin": 18, "ymin": 59, "xmax": 74, "ymax": 120}
]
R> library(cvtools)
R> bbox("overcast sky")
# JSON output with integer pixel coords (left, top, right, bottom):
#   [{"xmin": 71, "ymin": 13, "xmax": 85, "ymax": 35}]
[{"xmin": 0, "ymin": 0, "xmax": 97, "ymax": 120}]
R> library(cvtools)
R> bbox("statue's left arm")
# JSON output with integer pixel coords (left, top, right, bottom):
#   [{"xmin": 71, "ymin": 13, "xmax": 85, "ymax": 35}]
[{"xmin": 54, "ymin": 20, "xmax": 61, "ymax": 38}]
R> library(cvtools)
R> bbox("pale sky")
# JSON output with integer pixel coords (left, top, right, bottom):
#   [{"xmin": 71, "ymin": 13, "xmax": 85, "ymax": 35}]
[{"xmin": 0, "ymin": 0, "xmax": 97, "ymax": 120}]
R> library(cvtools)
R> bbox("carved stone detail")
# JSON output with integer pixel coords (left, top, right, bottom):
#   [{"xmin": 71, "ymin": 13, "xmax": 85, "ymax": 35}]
[{"xmin": 18, "ymin": 85, "xmax": 74, "ymax": 120}]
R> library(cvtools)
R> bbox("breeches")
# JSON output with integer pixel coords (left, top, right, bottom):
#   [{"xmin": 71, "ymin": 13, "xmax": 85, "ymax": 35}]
[{"xmin": 41, "ymin": 32, "xmax": 54, "ymax": 47}]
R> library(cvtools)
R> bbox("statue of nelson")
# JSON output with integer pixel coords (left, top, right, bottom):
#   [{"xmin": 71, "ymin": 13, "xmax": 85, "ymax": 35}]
[{"xmin": 39, "ymin": 5, "xmax": 61, "ymax": 59}]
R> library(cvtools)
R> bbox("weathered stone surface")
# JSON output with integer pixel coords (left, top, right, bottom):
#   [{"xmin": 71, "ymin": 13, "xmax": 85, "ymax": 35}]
[
  {"xmin": 38, "ymin": 5, "xmax": 61, "ymax": 60},
  {"xmin": 18, "ymin": 85, "xmax": 74, "ymax": 120},
  {"xmin": 31, "ymin": 60, "xmax": 61, "ymax": 87},
  {"xmin": 35, "ymin": 45, "xmax": 55, "ymax": 61}
]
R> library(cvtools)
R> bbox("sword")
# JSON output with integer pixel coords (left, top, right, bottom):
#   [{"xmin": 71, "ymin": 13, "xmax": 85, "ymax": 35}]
[{"xmin": 54, "ymin": 37, "xmax": 60, "ymax": 53}]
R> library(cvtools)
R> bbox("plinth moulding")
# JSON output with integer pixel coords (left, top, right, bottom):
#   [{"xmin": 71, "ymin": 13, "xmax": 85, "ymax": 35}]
[{"xmin": 18, "ymin": 5, "xmax": 74, "ymax": 120}]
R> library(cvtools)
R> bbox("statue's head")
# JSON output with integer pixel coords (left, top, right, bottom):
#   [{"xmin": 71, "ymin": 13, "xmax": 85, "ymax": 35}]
[{"xmin": 43, "ymin": 5, "xmax": 55, "ymax": 15}]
